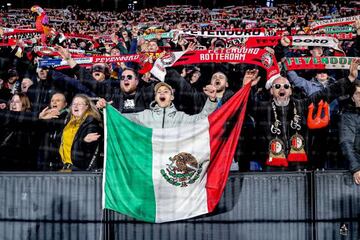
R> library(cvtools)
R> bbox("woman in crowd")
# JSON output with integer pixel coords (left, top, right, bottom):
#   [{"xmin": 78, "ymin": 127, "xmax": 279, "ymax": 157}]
[
  {"xmin": 59, "ymin": 94, "xmax": 103, "ymax": 171},
  {"xmin": 0, "ymin": 93, "xmax": 36, "ymax": 170}
]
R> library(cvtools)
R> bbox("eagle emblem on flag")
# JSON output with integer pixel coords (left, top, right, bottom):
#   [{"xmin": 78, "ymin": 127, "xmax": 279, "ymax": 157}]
[{"xmin": 160, "ymin": 152, "xmax": 204, "ymax": 187}]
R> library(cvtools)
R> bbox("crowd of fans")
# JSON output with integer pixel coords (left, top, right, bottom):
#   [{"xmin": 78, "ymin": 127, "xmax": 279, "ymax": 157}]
[{"xmin": 0, "ymin": 2, "xmax": 359, "ymax": 182}]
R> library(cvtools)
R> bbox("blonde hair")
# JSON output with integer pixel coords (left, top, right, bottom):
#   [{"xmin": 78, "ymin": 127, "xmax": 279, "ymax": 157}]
[{"xmin": 69, "ymin": 94, "xmax": 102, "ymax": 122}]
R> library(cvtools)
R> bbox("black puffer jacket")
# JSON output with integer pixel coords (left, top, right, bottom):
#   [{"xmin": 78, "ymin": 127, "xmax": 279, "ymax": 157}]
[
  {"xmin": 61, "ymin": 116, "xmax": 103, "ymax": 170},
  {"xmin": 72, "ymin": 65, "xmax": 156, "ymax": 113}
]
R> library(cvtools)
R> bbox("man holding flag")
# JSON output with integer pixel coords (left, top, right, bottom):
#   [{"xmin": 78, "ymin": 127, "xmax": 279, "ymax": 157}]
[{"xmin": 100, "ymin": 69, "xmax": 260, "ymax": 223}]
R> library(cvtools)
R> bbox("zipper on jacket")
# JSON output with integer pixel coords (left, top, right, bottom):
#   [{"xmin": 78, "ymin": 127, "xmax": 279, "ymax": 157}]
[{"xmin": 162, "ymin": 108, "xmax": 165, "ymax": 128}]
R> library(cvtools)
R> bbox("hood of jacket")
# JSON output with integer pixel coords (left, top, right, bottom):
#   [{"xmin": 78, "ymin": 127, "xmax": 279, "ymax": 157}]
[{"xmin": 150, "ymin": 101, "xmax": 177, "ymax": 115}]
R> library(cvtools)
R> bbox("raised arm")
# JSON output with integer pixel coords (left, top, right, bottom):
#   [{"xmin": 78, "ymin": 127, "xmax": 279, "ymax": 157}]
[{"xmin": 306, "ymin": 59, "xmax": 360, "ymax": 105}]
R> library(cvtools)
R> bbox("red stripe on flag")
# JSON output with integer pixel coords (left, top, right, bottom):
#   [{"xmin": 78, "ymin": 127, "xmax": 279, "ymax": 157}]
[{"xmin": 206, "ymin": 83, "xmax": 252, "ymax": 212}]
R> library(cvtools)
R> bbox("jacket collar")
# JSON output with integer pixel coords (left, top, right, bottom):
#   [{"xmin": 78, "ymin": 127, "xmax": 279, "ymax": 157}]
[{"xmin": 150, "ymin": 101, "xmax": 177, "ymax": 114}]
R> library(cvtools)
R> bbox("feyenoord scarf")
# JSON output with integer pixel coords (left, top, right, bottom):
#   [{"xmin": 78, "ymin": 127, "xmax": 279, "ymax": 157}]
[
  {"xmin": 176, "ymin": 28, "xmax": 266, "ymax": 38},
  {"xmin": 227, "ymin": 36, "xmax": 343, "ymax": 52},
  {"xmin": 267, "ymin": 101, "xmax": 308, "ymax": 167},
  {"xmin": 143, "ymin": 32, "xmax": 177, "ymax": 40},
  {"xmin": 310, "ymin": 15, "xmax": 360, "ymax": 30},
  {"xmin": 40, "ymin": 48, "xmax": 280, "ymax": 79},
  {"xmin": 0, "ymin": 28, "xmax": 41, "ymax": 46},
  {"xmin": 150, "ymin": 48, "xmax": 280, "ymax": 82},
  {"xmin": 322, "ymin": 26, "xmax": 355, "ymax": 34},
  {"xmin": 39, "ymin": 48, "xmax": 280, "ymax": 84},
  {"xmin": 39, "ymin": 54, "xmax": 142, "ymax": 68},
  {"xmin": 33, "ymin": 46, "xmax": 87, "ymax": 57},
  {"xmin": 64, "ymin": 33, "xmax": 94, "ymax": 42},
  {"xmin": 316, "ymin": 32, "xmax": 356, "ymax": 40},
  {"xmin": 2, "ymin": 28, "xmax": 42, "ymax": 35},
  {"xmin": 284, "ymin": 57, "xmax": 360, "ymax": 71}
]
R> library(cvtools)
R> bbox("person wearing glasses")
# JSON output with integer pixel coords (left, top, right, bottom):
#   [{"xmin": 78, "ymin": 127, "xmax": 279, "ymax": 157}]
[
  {"xmin": 287, "ymin": 67, "xmax": 344, "ymax": 169},
  {"xmin": 243, "ymin": 59, "xmax": 360, "ymax": 171},
  {"xmin": 57, "ymin": 47, "xmax": 157, "ymax": 113},
  {"xmin": 275, "ymin": 36, "xmax": 344, "ymax": 169},
  {"xmin": 112, "ymin": 68, "xmax": 157, "ymax": 113},
  {"xmin": 59, "ymin": 94, "xmax": 103, "ymax": 171}
]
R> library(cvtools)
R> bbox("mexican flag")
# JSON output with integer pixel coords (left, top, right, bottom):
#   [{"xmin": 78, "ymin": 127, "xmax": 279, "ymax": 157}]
[{"xmin": 102, "ymin": 84, "xmax": 251, "ymax": 223}]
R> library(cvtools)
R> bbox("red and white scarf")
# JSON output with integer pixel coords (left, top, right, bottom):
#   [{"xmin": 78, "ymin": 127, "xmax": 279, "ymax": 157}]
[
  {"xmin": 227, "ymin": 36, "xmax": 343, "ymax": 52},
  {"xmin": 151, "ymin": 48, "xmax": 280, "ymax": 82},
  {"xmin": 310, "ymin": 15, "xmax": 360, "ymax": 30}
]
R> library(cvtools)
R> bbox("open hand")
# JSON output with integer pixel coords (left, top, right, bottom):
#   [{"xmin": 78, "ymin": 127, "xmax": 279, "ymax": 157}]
[
  {"xmin": 56, "ymin": 46, "xmax": 71, "ymax": 60},
  {"xmin": 354, "ymin": 170, "xmax": 360, "ymax": 185},
  {"xmin": 349, "ymin": 58, "xmax": 360, "ymax": 82},
  {"xmin": 39, "ymin": 106, "xmax": 60, "ymax": 120},
  {"xmin": 186, "ymin": 41, "xmax": 197, "ymax": 52}
]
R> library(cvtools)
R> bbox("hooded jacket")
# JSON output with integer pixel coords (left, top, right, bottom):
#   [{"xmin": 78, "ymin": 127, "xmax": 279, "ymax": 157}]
[
  {"xmin": 125, "ymin": 98, "xmax": 217, "ymax": 128},
  {"xmin": 287, "ymin": 70, "xmax": 337, "ymax": 96}
]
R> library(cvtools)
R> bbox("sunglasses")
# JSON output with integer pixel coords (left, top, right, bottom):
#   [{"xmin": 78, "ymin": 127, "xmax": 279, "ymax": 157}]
[
  {"xmin": 120, "ymin": 75, "xmax": 134, "ymax": 81},
  {"xmin": 272, "ymin": 83, "xmax": 291, "ymax": 90}
]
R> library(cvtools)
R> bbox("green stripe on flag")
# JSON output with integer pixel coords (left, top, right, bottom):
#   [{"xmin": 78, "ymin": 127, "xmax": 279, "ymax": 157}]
[{"xmin": 104, "ymin": 105, "xmax": 156, "ymax": 222}]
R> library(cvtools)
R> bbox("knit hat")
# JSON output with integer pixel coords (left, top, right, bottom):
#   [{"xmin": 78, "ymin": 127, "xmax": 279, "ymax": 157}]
[{"xmin": 7, "ymin": 69, "xmax": 19, "ymax": 78}]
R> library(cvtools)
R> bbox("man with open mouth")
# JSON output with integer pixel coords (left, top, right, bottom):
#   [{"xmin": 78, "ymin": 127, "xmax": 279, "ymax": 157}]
[
  {"xmin": 244, "ymin": 59, "xmax": 360, "ymax": 171},
  {"xmin": 91, "ymin": 64, "xmax": 109, "ymax": 82},
  {"xmin": 210, "ymin": 71, "xmax": 234, "ymax": 108},
  {"xmin": 97, "ymin": 81, "xmax": 218, "ymax": 129}
]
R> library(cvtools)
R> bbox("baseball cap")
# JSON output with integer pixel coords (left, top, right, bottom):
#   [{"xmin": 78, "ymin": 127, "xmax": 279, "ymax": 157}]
[{"xmin": 154, "ymin": 82, "xmax": 173, "ymax": 94}]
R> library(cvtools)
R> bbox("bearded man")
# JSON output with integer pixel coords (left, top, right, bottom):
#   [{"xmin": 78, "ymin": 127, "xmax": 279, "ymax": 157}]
[{"xmin": 243, "ymin": 59, "xmax": 360, "ymax": 170}]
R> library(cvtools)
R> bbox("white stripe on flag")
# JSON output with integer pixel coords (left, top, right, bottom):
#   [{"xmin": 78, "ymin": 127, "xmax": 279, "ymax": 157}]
[{"xmin": 152, "ymin": 119, "xmax": 210, "ymax": 222}]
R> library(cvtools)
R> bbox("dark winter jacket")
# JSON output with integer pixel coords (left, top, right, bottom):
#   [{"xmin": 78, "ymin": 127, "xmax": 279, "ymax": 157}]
[
  {"xmin": 37, "ymin": 110, "xmax": 69, "ymax": 170},
  {"xmin": 252, "ymin": 77, "xmax": 354, "ymax": 164},
  {"xmin": 165, "ymin": 69, "xmax": 234, "ymax": 114},
  {"xmin": 72, "ymin": 65, "xmax": 155, "ymax": 113},
  {"xmin": 339, "ymin": 105, "xmax": 360, "ymax": 173},
  {"xmin": 27, "ymin": 70, "xmax": 94, "ymax": 112},
  {"xmin": 60, "ymin": 116, "xmax": 103, "ymax": 170},
  {"xmin": 0, "ymin": 110, "xmax": 41, "ymax": 170},
  {"xmin": 287, "ymin": 71, "xmax": 337, "ymax": 96}
]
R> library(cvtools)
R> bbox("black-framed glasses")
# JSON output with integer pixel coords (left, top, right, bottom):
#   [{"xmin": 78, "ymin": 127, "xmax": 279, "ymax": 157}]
[
  {"xmin": 120, "ymin": 75, "xmax": 134, "ymax": 81},
  {"xmin": 273, "ymin": 83, "xmax": 290, "ymax": 90}
]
